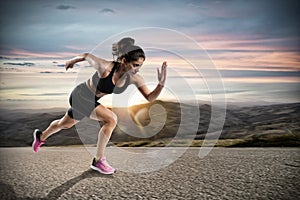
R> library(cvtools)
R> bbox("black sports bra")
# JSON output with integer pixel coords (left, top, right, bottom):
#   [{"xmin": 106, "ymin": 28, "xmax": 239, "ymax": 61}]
[{"xmin": 92, "ymin": 62, "xmax": 129, "ymax": 94}]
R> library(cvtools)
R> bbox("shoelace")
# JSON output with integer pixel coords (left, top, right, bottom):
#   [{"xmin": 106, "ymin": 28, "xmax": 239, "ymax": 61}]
[
  {"xmin": 101, "ymin": 159, "xmax": 113, "ymax": 169},
  {"xmin": 102, "ymin": 160, "xmax": 110, "ymax": 167}
]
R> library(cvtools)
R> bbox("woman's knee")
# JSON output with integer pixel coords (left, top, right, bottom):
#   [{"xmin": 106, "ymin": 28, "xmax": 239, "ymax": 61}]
[
  {"xmin": 92, "ymin": 105, "xmax": 118, "ymax": 127},
  {"xmin": 104, "ymin": 112, "xmax": 118, "ymax": 127}
]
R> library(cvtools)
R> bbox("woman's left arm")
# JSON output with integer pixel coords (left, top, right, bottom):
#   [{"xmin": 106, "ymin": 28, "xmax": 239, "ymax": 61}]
[{"xmin": 135, "ymin": 62, "xmax": 167, "ymax": 102}]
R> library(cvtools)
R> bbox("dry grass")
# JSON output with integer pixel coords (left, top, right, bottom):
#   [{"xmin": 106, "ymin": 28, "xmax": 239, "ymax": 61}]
[{"xmin": 112, "ymin": 133, "xmax": 300, "ymax": 147}]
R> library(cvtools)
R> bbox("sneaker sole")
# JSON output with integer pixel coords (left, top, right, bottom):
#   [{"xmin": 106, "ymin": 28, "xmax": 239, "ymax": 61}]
[
  {"xmin": 32, "ymin": 129, "xmax": 40, "ymax": 153},
  {"xmin": 90, "ymin": 165, "xmax": 115, "ymax": 175}
]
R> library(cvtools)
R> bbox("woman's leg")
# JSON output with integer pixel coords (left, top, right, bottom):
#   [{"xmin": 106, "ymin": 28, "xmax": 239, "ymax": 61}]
[
  {"xmin": 89, "ymin": 105, "xmax": 117, "ymax": 161},
  {"xmin": 41, "ymin": 111, "xmax": 79, "ymax": 141}
]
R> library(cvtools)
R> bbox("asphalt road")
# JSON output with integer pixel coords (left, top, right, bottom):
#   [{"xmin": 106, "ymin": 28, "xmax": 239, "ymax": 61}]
[{"xmin": 0, "ymin": 147, "xmax": 299, "ymax": 200}]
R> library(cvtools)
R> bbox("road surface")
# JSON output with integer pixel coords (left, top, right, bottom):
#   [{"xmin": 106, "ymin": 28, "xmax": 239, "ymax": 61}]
[{"xmin": 0, "ymin": 147, "xmax": 299, "ymax": 199}]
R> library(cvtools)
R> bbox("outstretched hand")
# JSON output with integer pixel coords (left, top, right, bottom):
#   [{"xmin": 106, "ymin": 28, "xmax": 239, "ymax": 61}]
[
  {"xmin": 65, "ymin": 60, "xmax": 75, "ymax": 71},
  {"xmin": 157, "ymin": 61, "xmax": 167, "ymax": 86}
]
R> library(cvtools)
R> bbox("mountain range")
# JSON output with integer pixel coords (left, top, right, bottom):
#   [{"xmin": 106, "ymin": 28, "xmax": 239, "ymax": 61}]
[{"xmin": 0, "ymin": 101, "xmax": 299, "ymax": 147}]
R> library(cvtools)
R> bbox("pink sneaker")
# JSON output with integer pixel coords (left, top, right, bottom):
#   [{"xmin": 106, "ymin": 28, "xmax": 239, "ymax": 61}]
[
  {"xmin": 90, "ymin": 157, "xmax": 115, "ymax": 174},
  {"xmin": 32, "ymin": 129, "xmax": 46, "ymax": 153}
]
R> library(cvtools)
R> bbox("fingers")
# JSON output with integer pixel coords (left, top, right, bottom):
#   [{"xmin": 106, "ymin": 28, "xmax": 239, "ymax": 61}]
[
  {"xmin": 163, "ymin": 64, "xmax": 167, "ymax": 77},
  {"xmin": 162, "ymin": 61, "xmax": 167, "ymax": 72},
  {"xmin": 162, "ymin": 61, "xmax": 167, "ymax": 78},
  {"xmin": 66, "ymin": 65, "xmax": 72, "ymax": 71},
  {"xmin": 157, "ymin": 61, "xmax": 168, "ymax": 84},
  {"xmin": 65, "ymin": 61, "xmax": 69, "ymax": 71},
  {"xmin": 157, "ymin": 66, "xmax": 160, "ymax": 74},
  {"xmin": 65, "ymin": 61, "xmax": 73, "ymax": 71},
  {"xmin": 157, "ymin": 61, "xmax": 167, "ymax": 72},
  {"xmin": 157, "ymin": 61, "xmax": 167, "ymax": 84},
  {"xmin": 161, "ymin": 61, "xmax": 167, "ymax": 70}
]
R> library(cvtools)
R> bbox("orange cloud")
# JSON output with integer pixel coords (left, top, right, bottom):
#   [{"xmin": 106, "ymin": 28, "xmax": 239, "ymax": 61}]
[
  {"xmin": 209, "ymin": 51, "xmax": 300, "ymax": 71},
  {"xmin": 188, "ymin": 34, "xmax": 300, "ymax": 72},
  {"xmin": 223, "ymin": 76, "xmax": 300, "ymax": 83},
  {"xmin": 3, "ymin": 48, "xmax": 75, "ymax": 59}
]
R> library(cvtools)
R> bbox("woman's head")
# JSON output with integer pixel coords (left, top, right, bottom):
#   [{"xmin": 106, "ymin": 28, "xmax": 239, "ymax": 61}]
[
  {"xmin": 112, "ymin": 37, "xmax": 145, "ymax": 74},
  {"xmin": 113, "ymin": 37, "xmax": 145, "ymax": 63}
]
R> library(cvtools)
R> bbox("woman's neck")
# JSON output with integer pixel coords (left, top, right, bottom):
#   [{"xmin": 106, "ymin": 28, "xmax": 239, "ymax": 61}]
[{"xmin": 115, "ymin": 63, "xmax": 129, "ymax": 77}]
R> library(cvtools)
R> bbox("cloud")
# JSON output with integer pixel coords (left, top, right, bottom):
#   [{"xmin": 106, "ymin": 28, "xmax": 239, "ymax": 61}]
[
  {"xmin": 3, "ymin": 62, "xmax": 35, "ymax": 66},
  {"xmin": 39, "ymin": 71, "xmax": 76, "ymax": 74},
  {"xmin": 0, "ymin": 56, "xmax": 14, "ymax": 60},
  {"xmin": 2, "ymin": 48, "xmax": 75, "ymax": 59},
  {"xmin": 99, "ymin": 8, "xmax": 115, "ymax": 15},
  {"xmin": 20, "ymin": 93, "xmax": 68, "ymax": 96},
  {"xmin": 219, "ymin": 70, "xmax": 300, "ymax": 78},
  {"xmin": 56, "ymin": 5, "xmax": 76, "ymax": 10}
]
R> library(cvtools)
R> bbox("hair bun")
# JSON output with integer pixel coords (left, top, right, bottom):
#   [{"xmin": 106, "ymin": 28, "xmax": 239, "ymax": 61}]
[
  {"xmin": 112, "ymin": 37, "xmax": 144, "ymax": 62},
  {"xmin": 118, "ymin": 37, "xmax": 135, "ymax": 51}
]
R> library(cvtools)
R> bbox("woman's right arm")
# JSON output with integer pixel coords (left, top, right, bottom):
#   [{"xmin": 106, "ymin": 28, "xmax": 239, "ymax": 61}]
[{"xmin": 65, "ymin": 53, "xmax": 108, "ymax": 74}]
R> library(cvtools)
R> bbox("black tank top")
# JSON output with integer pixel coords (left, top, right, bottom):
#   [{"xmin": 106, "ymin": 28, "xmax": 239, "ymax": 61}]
[{"xmin": 92, "ymin": 62, "xmax": 129, "ymax": 94}]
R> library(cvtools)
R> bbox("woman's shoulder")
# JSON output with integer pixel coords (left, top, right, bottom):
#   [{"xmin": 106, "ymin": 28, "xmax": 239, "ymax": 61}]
[
  {"xmin": 94, "ymin": 56, "xmax": 112, "ymax": 69},
  {"xmin": 98, "ymin": 61, "xmax": 115, "ymax": 77},
  {"xmin": 90, "ymin": 55, "xmax": 113, "ymax": 74},
  {"xmin": 130, "ymin": 73, "xmax": 145, "ymax": 87},
  {"xmin": 83, "ymin": 53, "xmax": 110, "ymax": 71}
]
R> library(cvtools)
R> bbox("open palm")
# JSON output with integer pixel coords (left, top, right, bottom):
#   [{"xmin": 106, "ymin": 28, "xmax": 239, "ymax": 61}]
[{"xmin": 157, "ymin": 61, "xmax": 167, "ymax": 86}]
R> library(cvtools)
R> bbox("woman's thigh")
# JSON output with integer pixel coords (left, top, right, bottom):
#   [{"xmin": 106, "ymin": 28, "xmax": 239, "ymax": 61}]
[
  {"xmin": 89, "ymin": 105, "xmax": 117, "ymax": 122},
  {"xmin": 59, "ymin": 111, "xmax": 80, "ymax": 128}
]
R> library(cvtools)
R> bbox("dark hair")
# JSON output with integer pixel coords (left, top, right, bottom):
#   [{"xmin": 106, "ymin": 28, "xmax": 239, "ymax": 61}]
[{"xmin": 112, "ymin": 37, "xmax": 145, "ymax": 62}]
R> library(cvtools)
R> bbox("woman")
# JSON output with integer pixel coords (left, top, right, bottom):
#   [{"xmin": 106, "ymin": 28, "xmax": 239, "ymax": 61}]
[{"xmin": 32, "ymin": 38, "xmax": 167, "ymax": 175}]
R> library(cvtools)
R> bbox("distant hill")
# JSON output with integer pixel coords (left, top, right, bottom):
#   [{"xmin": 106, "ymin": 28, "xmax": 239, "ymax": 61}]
[{"xmin": 0, "ymin": 101, "xmax": 299, "ymax": 147}]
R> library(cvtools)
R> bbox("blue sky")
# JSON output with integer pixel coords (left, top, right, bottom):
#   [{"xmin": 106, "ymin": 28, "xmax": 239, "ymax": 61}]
[
  {"xmin": 0, "ymin": 0, "xmax": 299, "ymax": 108},
  {"xmin": 1, "ymin": 0, "xmax": 299, "ymax": 55}
]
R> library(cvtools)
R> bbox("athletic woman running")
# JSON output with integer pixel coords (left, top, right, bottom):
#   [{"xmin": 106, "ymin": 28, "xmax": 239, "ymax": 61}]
[{"xmin": 32, "ymin": 37, "xmax": 167, "ymax": 174}]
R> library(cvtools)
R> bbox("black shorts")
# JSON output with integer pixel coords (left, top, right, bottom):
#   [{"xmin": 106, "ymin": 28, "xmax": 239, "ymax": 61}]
[{"xmin": 67, "ymin": 83, "xmax": 100, "ymax": 120}]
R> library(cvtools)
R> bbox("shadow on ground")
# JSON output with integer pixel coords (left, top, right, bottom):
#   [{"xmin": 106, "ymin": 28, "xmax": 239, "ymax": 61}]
[{"xmin": 0, "ymin": 169, "xmax": 113, "ymax": 200}]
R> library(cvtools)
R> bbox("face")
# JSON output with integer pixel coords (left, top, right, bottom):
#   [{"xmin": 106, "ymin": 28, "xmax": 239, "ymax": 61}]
[{"xmin": 129, "ymin": 57, "xmax": 144, "ymax": 75}]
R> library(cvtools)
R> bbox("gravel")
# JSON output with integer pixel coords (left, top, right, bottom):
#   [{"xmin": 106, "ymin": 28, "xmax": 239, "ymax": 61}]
[{"xmin": 0, "ymin": 147, "xmax": 299, "ymax": 200}]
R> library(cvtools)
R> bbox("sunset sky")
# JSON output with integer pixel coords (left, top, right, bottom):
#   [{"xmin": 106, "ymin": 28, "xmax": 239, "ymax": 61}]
[{"xmin": 0, "ymin": 0, "xmax": 299, "ymax": 109}]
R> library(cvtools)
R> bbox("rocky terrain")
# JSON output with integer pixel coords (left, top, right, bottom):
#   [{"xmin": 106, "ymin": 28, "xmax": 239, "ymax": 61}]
[{"xmin": 0, "ymin": 101, "xmax": 299, "ymax": 147}]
